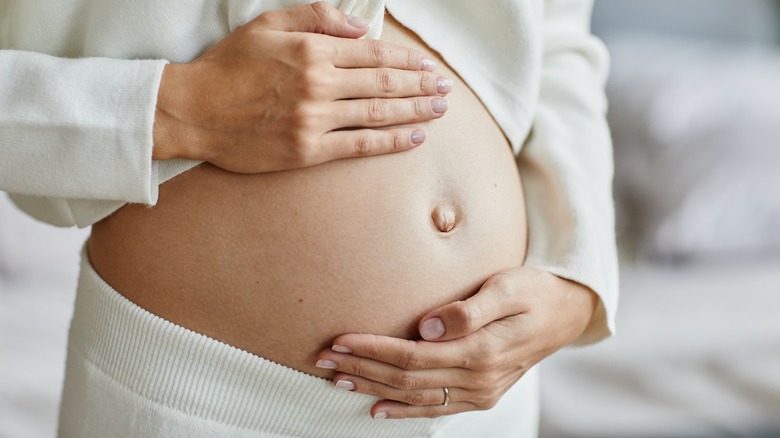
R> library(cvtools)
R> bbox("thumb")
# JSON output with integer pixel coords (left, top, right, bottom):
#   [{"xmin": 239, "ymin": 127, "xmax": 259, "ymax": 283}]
[
  {"xmin": 419, "ymin": 274, "xmax": 522, "ymax": 341},
  {"xmin": 252, "ymin": 1, "xmax": 370, "ymax": 38}
]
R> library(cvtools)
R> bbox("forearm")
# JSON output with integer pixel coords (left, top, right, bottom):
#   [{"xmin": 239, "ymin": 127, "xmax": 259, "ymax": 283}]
[
  {"xmin": 0, "ymin": 50, "xmax": 166, "ymax": 204},
  {"xmin": 520, "ymin": 0, "xmax": 618, "ymax": 345}
]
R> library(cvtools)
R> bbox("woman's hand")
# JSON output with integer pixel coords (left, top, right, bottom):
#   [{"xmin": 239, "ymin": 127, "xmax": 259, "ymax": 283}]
[
  {"xmin": 153, "ymin": 1, "xmax": 450, "ymax": 173},
  {"xmin": 314, "ymin": 266, "xmax": 598, "ymax": 419}
]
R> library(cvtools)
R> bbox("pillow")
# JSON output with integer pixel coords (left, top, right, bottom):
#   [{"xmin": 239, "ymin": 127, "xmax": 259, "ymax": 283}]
[{"xmin": 605, "ymin": 34, "xmax": 780, "ymax": 261}]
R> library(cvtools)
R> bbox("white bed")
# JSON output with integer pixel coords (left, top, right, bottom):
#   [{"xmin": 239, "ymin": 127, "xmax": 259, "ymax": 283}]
[{"xmin": 540, "ymin": 258, "xmax": 780, "ymax": 437}]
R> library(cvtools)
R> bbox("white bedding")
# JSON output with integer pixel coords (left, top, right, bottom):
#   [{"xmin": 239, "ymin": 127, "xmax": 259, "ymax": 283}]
[{"xmin": 540, "ymin": 257, "xmax": 780, "ymax": 437}]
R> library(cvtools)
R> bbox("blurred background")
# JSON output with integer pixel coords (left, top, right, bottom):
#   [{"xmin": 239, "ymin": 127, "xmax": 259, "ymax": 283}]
[
  {"xmin": 2, "ymin": 1, "xmax": 780, "ymax": 437},
  {"xmin": 540, "ymin": 0, "xmax": 780, "ymax": 436}
]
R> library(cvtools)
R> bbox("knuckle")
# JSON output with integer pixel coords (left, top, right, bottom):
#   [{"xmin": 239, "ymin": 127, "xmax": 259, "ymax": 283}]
[
  {"xmin": 473, "ymin": 388, "xmax": 500, "ymax": 410},
  {"xmin": 367, "ymin": 40, "xmax": 389, "ymax": 66},
  {"xmin": 488, "ymin": 386, "xmax": 505, "ymax": 403},
  {"xmin": 470, "ymin": 372, "xmax": 491, "ymax": 389},
  {"xmin": 453, "ymin": 301, "xmax": 482, "ymax": 333},
  {"xmin": 376, "ymin": 68, "xmax": 397, "ymax": 93},
  {"xmin": 406, "ymin": 49, "xmax": 416, "ymax": 70},
  {"xmin": 347, "ymin": 359, "xmax": 367, "ymax": 378},
  {"xmin": 367, "ymin": 98, "xmax": 387, "ymax": 122},
  {"xmin": 398, "ymin": 351, "xmax": 426, "ymax": 371},
  {"xmin": 295, "ymin": 36, "xmax": 324, "ymax": 64},
  {"xmin": 290, "ymin": 103, "xmax": 317, "ymax": 130},
  {"xmin": 486, "ymin": 273, "xmax": 515, "ymax": 298},
  {"xmin": 253, "ymin": 10, "xmax": 280, "ymax": 28},
  {"xmin": 477, "ymin": 397, "xmax": 499, "ymax": 411},
  {"xmin": 353, "ymin": 134, "xmax": 373, "ymax": 156},
  {"xmin": 391, "ymin": 130, "xmax": 404, "ymax": 152},
  {"xmin": 412, "ymin": 98, "xmax": 425, "ymax": 118},
  {"xmin": 428, "ymin": 409, "xmax": 447, "ymax": 418},
  {"xmin": 288, "ymin": 134, "xmax": 316, "ymax": 166},
  {"xmin": 308, "ymin": 1, "xmax": 331, "ymax": 18},
  {"xmin": 361, "ymin": 341, "xmax": 381, "ymax": 361},
  {"xmin": 471, "ymin": 343, "xmax": 500, "ymax": 370},
  {"xmin": 299, "ymin": 68, "xmax": 329, "ymax": 98},
  {"xmin": 362, "ymin": 334, "xmax": 393, "ymax": 360},
  {"xmin": 406, "ymin": 390, "xmax": 428, "ymax": 406},
  {"xmin": 482, "ymin": 350, "xmax": 501, "ymax": 371},
  {"xmin": 419, "ymin": 72, "xmax": 430, "ymax": 94},
  {"xmin": 391, "ymin": 372, "xmax": 418, "ymax": 390}
]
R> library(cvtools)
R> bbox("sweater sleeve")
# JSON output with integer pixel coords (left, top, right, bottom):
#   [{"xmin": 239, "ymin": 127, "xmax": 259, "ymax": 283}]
[
  {"xmin": 0, "ymin": 50, "xmax": 168, "ymax": 206},
  {"xmin": 518, "ymin": 0, "xmax": 618, "ymax": 345}
]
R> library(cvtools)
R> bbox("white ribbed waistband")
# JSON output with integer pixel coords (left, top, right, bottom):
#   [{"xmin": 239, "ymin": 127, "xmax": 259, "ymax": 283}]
[{"xmin": 68, "ymin": 251, "xmax": 442, "ymax": 437}]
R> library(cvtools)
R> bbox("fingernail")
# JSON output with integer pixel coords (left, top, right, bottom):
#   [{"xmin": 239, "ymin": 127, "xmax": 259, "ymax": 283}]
[
  {"xmin": 410, "ymin": 129, "xmax": 427, "ymax": 146},
  {"xmin": 373, "ymin": 412, "xmax": 388, "ymax": 420},
  {"xmin": 421, "ymin": 57, "xmax": 437, "ymax": 72},
  {"xmin": 315, "ymin": 360, "xmax": 337, "ymax": 369},
  {"xmin": 332, "ymin": 345, "xmax": 353, "ymax": 354},
  {"xmin": 420, "ymin": 317, "xmax": 445, "ymax": 340},
  {"xmin": 437, "ymin": 77, "xmax": 454, "ymax": 94},
  {"xmin": 431, "ymin": 98, "xmax": 449, "ymax": 114},
  {"xmin": 347, "ymin": 15, "xmax": 370, "ymax": 28},
  {"xmin": 335, "ymin": 380, "xmax": 355, "ymax": 391}
]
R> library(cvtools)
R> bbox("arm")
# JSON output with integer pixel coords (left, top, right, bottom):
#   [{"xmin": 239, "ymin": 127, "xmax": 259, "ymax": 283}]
[
  {"xmin": 519, "ymin": 0, "xmax": 617, "ymax": 344},
  {"xmin": 314, "ymin": 0, "xmax": 618, "ymax": 418},
  {"xmin": 1, "ymin": 3, "xmax": 449, "ymax": 210},
  {"xmin": 0, "ymin": 51, "xmax": 167, "ymax": 203}
]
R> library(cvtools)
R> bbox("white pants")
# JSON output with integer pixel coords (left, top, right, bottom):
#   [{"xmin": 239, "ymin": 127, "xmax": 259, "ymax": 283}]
[{"xmin": 57, "ymin": 252, "xmax": 539, "ymax": 437}]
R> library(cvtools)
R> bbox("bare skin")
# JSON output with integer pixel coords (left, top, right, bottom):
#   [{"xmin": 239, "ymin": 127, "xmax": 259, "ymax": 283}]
[
  {"xmin": 89, "ymin": 3, "xmax": 597, "ymax": 420},
  {"xmin": 89, "ymin": 7, "xmax": 527, "ymax": 379}
]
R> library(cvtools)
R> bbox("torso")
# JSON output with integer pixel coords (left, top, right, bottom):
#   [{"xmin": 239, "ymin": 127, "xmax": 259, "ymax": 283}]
[{"xmin": 88, "ymin": 13, "xmax": 528, "ymax": 378}]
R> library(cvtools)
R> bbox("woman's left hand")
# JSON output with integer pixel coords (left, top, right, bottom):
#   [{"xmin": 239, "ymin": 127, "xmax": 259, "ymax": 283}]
[{"xmin": 314, "ymin": 266, "xmax": 598, "ymax": 419}]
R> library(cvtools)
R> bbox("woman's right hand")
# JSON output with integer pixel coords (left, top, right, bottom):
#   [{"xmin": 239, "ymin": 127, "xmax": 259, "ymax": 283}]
[{"xmin": 153, "ymin": 1, "xmax": 451, "ymax": 173}]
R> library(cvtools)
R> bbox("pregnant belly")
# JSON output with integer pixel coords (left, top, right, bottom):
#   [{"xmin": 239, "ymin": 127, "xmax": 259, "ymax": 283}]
[{"xmin": 88, "ymin": 13, "xmax": 527, "ymax": 378}]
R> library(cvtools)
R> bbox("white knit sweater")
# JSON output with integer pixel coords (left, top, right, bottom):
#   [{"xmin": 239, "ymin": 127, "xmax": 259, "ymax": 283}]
[{"xmin": 0, "ymin": 0, "xmax": 617, "ymax": 342}]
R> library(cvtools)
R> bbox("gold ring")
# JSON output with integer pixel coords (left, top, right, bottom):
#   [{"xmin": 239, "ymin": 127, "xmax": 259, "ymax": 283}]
[{"xmin": 442, "ymin": 387, "xmax": 450, "ymax": 406}]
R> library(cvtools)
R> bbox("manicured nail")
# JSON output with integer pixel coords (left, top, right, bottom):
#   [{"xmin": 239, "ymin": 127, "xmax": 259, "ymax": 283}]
[
  {"xmin": 347, "ymin": 15, "xmax": 370, "ymax": 28},
  {"xmin": 373, "ymin": 412, "xmax": 388, "ymax": 420},
  {"xmin": 421, "ymin": 57, "xmax": 437, "ymax": 72},
  {"xmin": 332, "ymin": 345, "xmax": 353, "ymax": 354},
  {"xmin": 437, "ymin": 77, "xmax": 454, "ymax": 94},
  {"xmin": 410, "ymin": 129, "xmax": 427, "ymax": 146},
  {"xmin": 431, "ymin": 98, "xmax": 449, "ymax": 114},
  {"xmin": 315, "ymin": 360, "xmax": 337, "ymax": 370},
  {"xmin": 420, "ymin": 317, "xmax": 445, "ymax": 340},
  {"xmin": 335, "ymin": 380, "xmax": 355, "ymax": 391}
]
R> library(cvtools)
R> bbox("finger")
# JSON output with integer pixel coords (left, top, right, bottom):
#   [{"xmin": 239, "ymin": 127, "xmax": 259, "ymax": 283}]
[
  {"xmin": 329, "ymin": 334, "xmax": 471, "ymax": 370},
  {"xmin": 318, "ymin": 127, "xmax": 426, "ymax": 161},
  {"xmin": 251, "ymin": 1, "xmax": 370, "ymax": 38},
  {"xmin": 370, "ymin": 400, "xmax": 476, "ymax": 420},
  {"xmin": 419, "ymin": 271, "xmax": 530, "ymax": 341},
  {"xmin": 329, "ymin": 97, "xmax": 448, "ymax": 130},
  {"xmin": 315, "ymin": 350, "xmax": 467, "ymax": 390},
  {"xmin": 332, "ymin": 373, "xmax": 468, "ymax": 407},
  {"xmin": 333, "ymin": 69, "xmax": 452, "ymax": 99},
  {"xmin": 331, "ymin": 38, "xmax": 436, "ymax": 71}
]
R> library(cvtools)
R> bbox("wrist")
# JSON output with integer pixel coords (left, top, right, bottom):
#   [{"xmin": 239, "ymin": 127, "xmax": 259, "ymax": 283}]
[
  {"xmin": 541, "ymin": 271, "xmax": 599, "ymax": 340},
  {"xmin": 152, "ymin": 63, "xmax": 205, "ymax": 161},
  {"xmin": 561, "ymin": 278, "xmax": 599, "ymax": 340}
]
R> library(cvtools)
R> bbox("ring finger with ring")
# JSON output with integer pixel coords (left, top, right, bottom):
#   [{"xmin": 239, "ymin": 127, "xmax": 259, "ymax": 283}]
[{"xmin": 332, "ymin": 373, "xmax": 462, "ymax": 407}]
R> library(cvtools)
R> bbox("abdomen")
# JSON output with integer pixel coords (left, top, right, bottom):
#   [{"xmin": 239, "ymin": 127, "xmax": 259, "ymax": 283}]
[{"xmin": 88, "ymin": 13, "xmax": 527, "ymax": 378}]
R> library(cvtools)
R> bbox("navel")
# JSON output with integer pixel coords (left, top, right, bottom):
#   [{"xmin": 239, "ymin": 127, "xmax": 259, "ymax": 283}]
[{"xmin": 431, "ymin": 203, "xmax": 458, "ymax": 233}]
